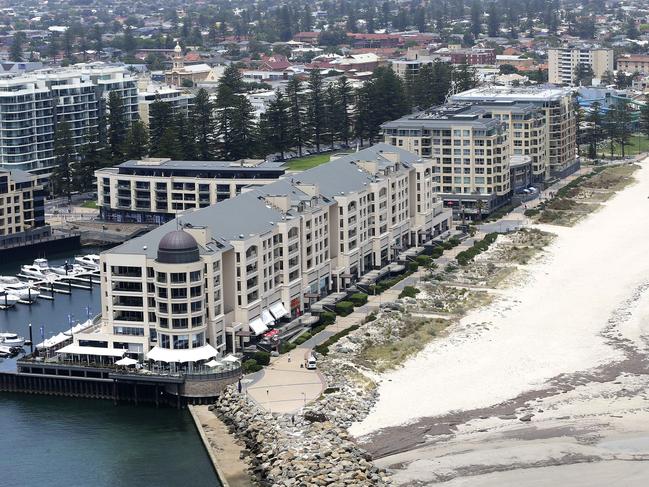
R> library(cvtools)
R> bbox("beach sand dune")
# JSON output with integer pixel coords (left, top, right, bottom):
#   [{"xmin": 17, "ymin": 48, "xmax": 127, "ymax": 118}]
[{"xmin": 351, "ymin": 160, "xmax": 649, "ymax": 484}]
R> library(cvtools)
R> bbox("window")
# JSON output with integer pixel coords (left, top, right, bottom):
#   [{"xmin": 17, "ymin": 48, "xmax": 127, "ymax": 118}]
[
  {"xmin": 171, "ymin": 288, "xmax": 187, "ymax": 299},
  {"xmin": 170, "ymin": 273, "xmax": 186, "ymax": 283},
  {"xmin": 190, "ymin": 270, "xmax": 201, "ymax": 282},
  {"xmin": 172, "ymin": 318, "xmax": 188, "ymax": 329},
  {"xmin": 173, "ymin": 334, "xmax": 189, "ymax": 349},
  {"xmin": 160, "ymin": 334, "xmax": 170, "ymax": 348},
  {"xmin": 192, "ymin": 332, "xmax": 205, "ymax": 348},
  {"xmin": 157, "ymin": 272, "xmax": 167, "ymax": 283}
]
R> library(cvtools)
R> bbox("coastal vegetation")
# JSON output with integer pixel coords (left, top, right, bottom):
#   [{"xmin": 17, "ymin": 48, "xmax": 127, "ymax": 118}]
[{"xmin": 528, "ymin": 163, "xmax": 639, "ymax": 226}]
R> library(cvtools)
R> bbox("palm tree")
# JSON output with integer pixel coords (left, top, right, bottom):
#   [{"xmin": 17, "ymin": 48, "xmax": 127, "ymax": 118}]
[{"xmin": 475, "ymin": 199, "xmax": 484, "ymax": 222}]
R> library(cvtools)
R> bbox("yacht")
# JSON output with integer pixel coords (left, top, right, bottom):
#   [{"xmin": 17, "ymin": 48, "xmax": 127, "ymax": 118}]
[
  {"xmin": 2, "ymin": 282, "xmax": 39, "ymax": 302},
  {"xmin": 0, "ymin": 289, "xmax": 19, "ymax": 307},
  {"xmin": 50, "ymin": 262, "xmax": 84, "ymax": 276},
  {"xmin": 20, "ymin": 258, "xmax": 54, "ymax": 279},
  {"xmin": 0, "ymin": 332, "xmax": 25, "ymax": 348},
  {"xmin": 75, "ymin": 254, "xmax": 100, "ymax": 270}
]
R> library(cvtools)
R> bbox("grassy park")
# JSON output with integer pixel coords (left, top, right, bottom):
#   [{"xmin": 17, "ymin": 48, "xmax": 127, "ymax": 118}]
[
  {"xmin": 283, "ymin": 150, "xmax": 352, "ymax": 171},
  {"xmin": 592, "ymin": 133, "xmax": 649, "ymax": 158}
]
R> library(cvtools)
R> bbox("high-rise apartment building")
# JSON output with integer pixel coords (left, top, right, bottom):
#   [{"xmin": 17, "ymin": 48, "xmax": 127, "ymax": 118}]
[
  {"xmin": 0, "ymin": 63, "xmax": 138, "ymax": 177},
  {"xmin": 548, "ymin": 46, "xmax": 614, "ymax": 85},
  {"xmin": 383, "ymin": 104, "xmax": 511, "ymax": 217},
  {"xmin": 452, "ymin": 86, "xmax": 578, "ymax": 177}
]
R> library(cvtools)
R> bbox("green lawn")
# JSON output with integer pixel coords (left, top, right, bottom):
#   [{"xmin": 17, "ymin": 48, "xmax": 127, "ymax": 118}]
[
  {"xmin": 81, "ymin": 200, "xmax": 98, "ymax": 209},
  {"xmin": 284, "ymin": 153, "xmax": 333, "ymax": 171},
  {"xmin": 595, "ymin": 133, "xmax": 649, "ymax": 158}
]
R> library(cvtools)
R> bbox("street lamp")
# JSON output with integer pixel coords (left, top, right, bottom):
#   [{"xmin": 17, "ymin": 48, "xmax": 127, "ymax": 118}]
[{"xmin": 301, "ymin": 391, "xmax": 306, "ymax": 407}]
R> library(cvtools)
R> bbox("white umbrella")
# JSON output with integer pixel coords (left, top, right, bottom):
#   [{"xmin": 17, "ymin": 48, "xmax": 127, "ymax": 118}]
[
  {"xmin": 205, "ymin": 359, "xmax": 223, "ymax": 368},
  {"xmin": 222, "ymin": 355, "xmax": 240, "ymax": 363},
  {"xmin": 115, "ymin": 357, "xmax": 138, "ymax": 366}
]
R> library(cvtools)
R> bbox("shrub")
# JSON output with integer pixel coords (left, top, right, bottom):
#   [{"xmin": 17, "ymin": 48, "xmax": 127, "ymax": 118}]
[
  {"xmin": 430, "ymin": 247, "xmax": 444, "ymax": 258},
  {"xmin": 524, "ymin": 208, "xmax": 540, "ymax": 217},
  {"xmin": 293, "ymin": 332, "xmax": 312, "ymax": 345},
  {"xmin": 243, "ymin": 359, "xmax": 262, "ymax": 373},
  {"xmin": 349, "ymin": 292, "xmax": 368, "ymax": 306},
  {"xmin": 416, "ymin": 255, "xmax": 432, "ymax": 266},
  {"xmin": 253, "ymin": 351, "xmax": 271, "ymax": 366},
  {"xmin": 335, "ymin": 300, "xmax": 354, "ymax": 316},
  {"xmin": 279, "ymin": 341, "xmax": 296, "ymax": 354},
  {"xmin": 456, "ymin": 233, "xmax": 499, "ymax": 266},
  {"xmin": 319, "ymin": 311, "xmax": 336, "ymax": 326},
  {"xmin": 365, "ymin": 313, "xmax": 377, "ymax": 323},
  {"xmin": 399, "ymin": 285, "xmax": 421, "ymax": 299},
  {"xmin": 311, "ymin": 324, "xmax": 326, "ymax": 334},
  {"xmin": 407, "ymin": 261, "xmax": 419, "ymax": 272},
  {"xmin": 314, "ymin": 324, "xmax": 361, "ymax": 356}
]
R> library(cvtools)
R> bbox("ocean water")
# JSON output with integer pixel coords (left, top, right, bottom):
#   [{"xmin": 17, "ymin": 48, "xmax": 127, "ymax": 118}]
[{"xmin": 0, "ymin": 249, "xmax": 221, "ymax": 487}]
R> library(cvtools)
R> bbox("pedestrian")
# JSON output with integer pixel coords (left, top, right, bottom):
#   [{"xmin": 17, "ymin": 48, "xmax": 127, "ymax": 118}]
[
  {"xmin": 291, "ymin": 415, "xmax": 295, "ymax": 425},
  {"xmin": 288, "ymin": 353, "xmax": 291, "ymax": 363},
  {"xmin": 266, "ymin": 389, "xmax": 269, "ymax": 396}
]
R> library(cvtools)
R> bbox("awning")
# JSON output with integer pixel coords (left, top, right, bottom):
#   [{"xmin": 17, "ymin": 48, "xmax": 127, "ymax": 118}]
[
  {"xmin": 269, "ymin": 301, "xmax": 289, "ymax": 319},
  {"xmin": 146, "ymin": 344, "xmax": 218, "ymax": 363},
  {"xmin": 205, "ymin": 359, "xmax": 223, "ymax": 368},
  {"xmin": 261, "ymin": 309, "xmax": 274, "ymax": 326},
  {"xmin": 223, "ymin": 354, "xmax": 240, "ymax": 363},
  {"xmin": 115, "ymin": 357, "xmax": 138, "ymax": 366},
  {"xmin": 57, "ymin": 344, "xmax": 126, "ymax": 358},
  {"xmin": 249, "ymin": 317, "xmax": 268, "ymax": 336}
]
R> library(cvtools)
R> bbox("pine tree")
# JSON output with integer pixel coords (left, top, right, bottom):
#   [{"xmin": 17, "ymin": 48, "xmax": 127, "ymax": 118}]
[
  {"xmin": 156, "ymin": 127, "xmax": 183, "ymax": 160},
  {"xmin": 107, "ymin": 91, "xmax": 128, "ymax": 162},
  {"xmin": 125, "ymin": 121, "xmax": 149, "ymax": 159},
  {"xmin": 337, "ymin": 76, "xmax": 353, "ymax": 146},
  {"xmin": 9, "ymin": 32, "xmax": 25, "ymax": 62},
  {"xmin": 148, "ymin": 97, "xmax": 174, "ymax": 156},
  {"xmin": 323, "ymin": 84, "xmax": 339, "ymax": 151},
  {"xmin": 306, "ymin": 70, "xmax": 325, "ymax": 153},
  {"xmin": 51, "ymin": 121, "xmax": 75, "ymax": 203},
  {"xmin": 286, "ymin": 77, "xmax": 306, "ymax": 156},
  {"xmin": 455, "ymin": 64, "xmax": 478, "ymax": 92},
  {"xmin": 73, "ymin": 126, "xmax": 104, "ymax": 192},
  {"xmin": 487, "ymin": 2, "xmax": 500, "ymax": 37},
  {"xmin": 260, "ymin": 91, "xmax": 291, "ymax": 160},
  {"xmin": 175, "ymin": 113, "xmax": 197, "ymax": 160},
  {"xmin": 470, "ymin": 0, "xmax": 482, "ymax": 39},
  {"xmin": 191, "ymin": 88, "xmax": 215, "ymax": 160}
]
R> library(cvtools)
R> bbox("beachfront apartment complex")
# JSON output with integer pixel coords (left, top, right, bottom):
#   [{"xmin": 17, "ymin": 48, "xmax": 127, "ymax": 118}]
[
  {"xmin": 0, "ymin": 63, "xmax": 138, "ymax": 177},
  {"xmin": 383, "ymin": 104, "xmax": 511, "ymax": 218},
  {"xmin": 73, "ymin": 144, "xmax": 452, "ymax": 358},
  {"xmin": 548, "ymin": 46, "xmax": 614, "ymax": 85},
  {"xmin": 451, "ymin": 86, "xmax": 578, "ymax": 178},
  {"xmin": 96, "ymin": 158, "xmax": 285, "ymax": 224}
]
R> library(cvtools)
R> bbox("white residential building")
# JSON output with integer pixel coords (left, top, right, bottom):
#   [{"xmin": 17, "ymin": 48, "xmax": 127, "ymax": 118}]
[{"xmin": 548, "ymin": 46, "xmax": 614, "ymax": 85}]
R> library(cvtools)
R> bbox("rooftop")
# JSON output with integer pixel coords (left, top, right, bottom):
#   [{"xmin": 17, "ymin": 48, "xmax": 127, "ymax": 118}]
[{"xmin": 452, "ymin": 85, "xmax": 572, "ymax": 102}]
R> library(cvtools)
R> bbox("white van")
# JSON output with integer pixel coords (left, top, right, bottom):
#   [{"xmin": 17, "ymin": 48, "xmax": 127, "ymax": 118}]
[{"xmin": 306, "ymin": 355, "xmax": 317, "ymax": 370}]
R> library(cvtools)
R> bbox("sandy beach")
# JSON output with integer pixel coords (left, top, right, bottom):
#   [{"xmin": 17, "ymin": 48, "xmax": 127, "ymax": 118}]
[{"xmin": 351, "ymin": 160, "xmax": 649, "ymax": 484}]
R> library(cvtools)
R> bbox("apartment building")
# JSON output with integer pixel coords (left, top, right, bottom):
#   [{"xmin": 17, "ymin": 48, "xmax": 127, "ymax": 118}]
[
  {"xmin": 617, "ymin": 55, "xmax": 649, "ymax": 75},
  {"xmin": 96, "ymin": 158, "xmax": 286, "ymax": 224},
  {"xmin": 383, "ymin": 104, "xmax": 511, "ymax": 217},
  {"xmin": 0, "ymin": 167, "xmax": 45, "ymax": 238},
  {"xmin": 138, "ymin": 83, "xmax": 194, "ymax": 125},
  {"xmin": 0, "ymin": 63, "xmax": 138, "ymax": 176},
  {"xmin": 548, "ymin": 46, "xmax": 614, "ymax": 85},
  {"xmin": 76, "ymin": 144, "xmax": 452, "ymax": 358},
  {"xmin": 452, "ymin": 86, "xmax": 578, "ymax": 177}
]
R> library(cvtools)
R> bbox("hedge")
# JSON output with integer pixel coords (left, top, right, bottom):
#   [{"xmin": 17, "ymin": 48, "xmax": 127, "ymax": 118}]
[
  {"xmin": 279, "ymin": 341, "xmax": 296, "ymax": 354},
  {"xmin": 252, "ymin": 351, "xmax": 271, "ymax": 366},
  {"xmin": 349, "ymin": 292, "xmax": 368, "ymax": 306},
  {"xmin": 416, "ymin": 255, "xmax": 432, "ymax": 266},
  {"xmin": 314, "ymin": 324, "xmax": 361, "ymax": 356},
  {"xmin": 335, "ymin": 300, "xmax": 355, "ymax": 316},
  {"xmin": 293, "ymin": 332, "xmax": 312, "ymax": 345},
  {"xmin": 243, "ymin": 359, "xmax": 262, "ymax": 373},
  {"xmin": 319, "ymin": 311, "xmax": 336, "ymax": 326},
  {"xmin": 456, "ymin": 233, "xmax": 499, "ymax": 266}
]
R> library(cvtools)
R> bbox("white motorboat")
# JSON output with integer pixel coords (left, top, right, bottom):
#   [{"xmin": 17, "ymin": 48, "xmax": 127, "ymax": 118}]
[
  {"xmin": 0, "ymin": 332, "xmax": 25, "ymax": 348},
  {"xmin": 20, "ymin": 258, "xmax": 54, "ymax": 279},
  {"xmin": 50, "ymin": 263, "xmax": 85, "ymax": 276},
  {"xmin": 0, "ymin": 289, "xmax": 19, "ymax": 307},
  {"xmin": 75, "ymin": 254, "xmax": 100, "ymax": 270},
  {"xmin": 3, "ymin": 282, "xmax": 39, "ymax": 302}
]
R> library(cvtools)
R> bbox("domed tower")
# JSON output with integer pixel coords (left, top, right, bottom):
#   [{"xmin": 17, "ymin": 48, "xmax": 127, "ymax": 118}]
[
  {"xmin": 153, "ymin": 229, "xmax": 207, "ymax": 351},
  {"xmin": 172, "ymin": 42, "xmax": 184, "ymax": 71}
]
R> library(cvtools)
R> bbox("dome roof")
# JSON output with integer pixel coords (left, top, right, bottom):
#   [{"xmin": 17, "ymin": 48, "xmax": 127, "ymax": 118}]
[{"xmin": 157, "ymin": 230, "xmax": 200, "ymax": 264}]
